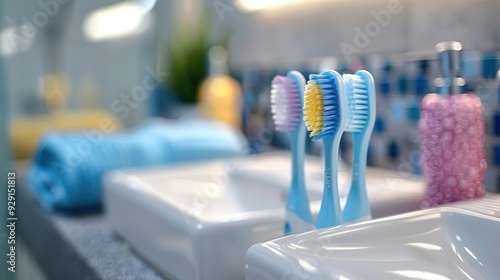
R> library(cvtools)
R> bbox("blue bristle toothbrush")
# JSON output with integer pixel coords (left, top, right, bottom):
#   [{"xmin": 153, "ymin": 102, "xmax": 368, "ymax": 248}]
[
  {"xmin": 342, "ymin": 70, "xmax": 376, "ymax": 222},
  {"xmin": 303, "ymin": 70, "xmax": 346, "ymax": 228},
  {"xmin": 271, "ymin": 71, "xmax": 313, "ymax": 234}
]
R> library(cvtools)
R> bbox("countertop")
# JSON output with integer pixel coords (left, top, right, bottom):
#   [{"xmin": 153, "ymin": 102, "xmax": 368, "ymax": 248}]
[{"xmin": 17, "ymin": 176, "xmax": 166, "ymax": 280}]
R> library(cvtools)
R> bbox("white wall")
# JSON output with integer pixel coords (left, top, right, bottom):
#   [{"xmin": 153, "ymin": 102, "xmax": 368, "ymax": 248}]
[
  {"xmin": 5, "ymin": 0, "xmax": 500, "ymax": 122},
  {"xmin": 4, "ymin": 0, "xmax": 171, "ymax": 127},
  {"xmin": 210, "ymin": 0, "xmax": 500, "ymax": 67}
]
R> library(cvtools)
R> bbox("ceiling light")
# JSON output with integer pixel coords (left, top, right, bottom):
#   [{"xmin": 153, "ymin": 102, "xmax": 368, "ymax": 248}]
[{"xmin": 235, "ymin": 0, "xmax": 307, "ymax": 12}]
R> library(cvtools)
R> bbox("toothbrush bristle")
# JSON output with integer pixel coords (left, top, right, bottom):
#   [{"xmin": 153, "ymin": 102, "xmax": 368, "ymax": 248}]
[
  {"xmin": 304, "ymin": 74, "xmax": 339, "ymax": 140},
  {"xmin": 271, "ymin": 76, "xmax": 302, "ymax": 132},
  {"xmin": 344, "ymin": 74, "xmax": 369, "ymax": 132},
  {"xmin": 304, "ymin": 81, "xmax": 323, "ymax": 137}
]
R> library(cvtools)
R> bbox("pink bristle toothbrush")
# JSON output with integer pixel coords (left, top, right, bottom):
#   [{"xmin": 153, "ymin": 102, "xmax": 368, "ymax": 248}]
[{"xmin": 271, "ymin": 71, "xmax": 313, "ymax": 234}]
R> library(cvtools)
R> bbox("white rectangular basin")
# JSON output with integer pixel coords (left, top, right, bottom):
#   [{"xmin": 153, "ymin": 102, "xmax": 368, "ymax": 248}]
[
  {"xmin": 104, "ymin": 152, "xmax": 425, "ymax": 280},
  {"xmin": 236, "ymin": 152, "xmax": 426, "ymax": 218},
  {"xmin": 246, "ymin": 198, "xmax": 500, "ymax": 280}
]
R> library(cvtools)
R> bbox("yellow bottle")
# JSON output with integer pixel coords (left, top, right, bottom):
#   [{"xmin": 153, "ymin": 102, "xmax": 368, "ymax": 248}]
[{"xmin": 198, "ymin": 46, "xmax": 242, "ymax": 130}]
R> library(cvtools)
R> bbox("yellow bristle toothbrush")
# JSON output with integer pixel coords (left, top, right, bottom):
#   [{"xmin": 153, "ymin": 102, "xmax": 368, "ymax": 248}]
[{"xmin": 304, "ymin": 70, "xmax": 346, "ymax": 228}]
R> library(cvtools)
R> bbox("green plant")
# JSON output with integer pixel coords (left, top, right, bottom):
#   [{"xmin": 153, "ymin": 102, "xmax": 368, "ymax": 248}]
[{"xmin": 164, "ymin": 13, "xmax": 210, "ymax": 104}]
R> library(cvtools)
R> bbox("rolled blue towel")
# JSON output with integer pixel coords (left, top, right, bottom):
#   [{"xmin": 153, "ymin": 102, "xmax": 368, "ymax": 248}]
[{"xmin": 30, "ymin": 119, "xmax": 248, "ymax": 211}]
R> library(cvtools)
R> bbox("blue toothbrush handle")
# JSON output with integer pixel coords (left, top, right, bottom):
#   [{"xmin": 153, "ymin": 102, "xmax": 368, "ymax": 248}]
[
  {"xmin": 343, "ymin": 133, "xmax": 371, "ymax": 222},
  {"xmin": 285, "ymin": 130, "xmax": 313, "ymax": 234},
  {"xmin": 315, "ymin": 136, "xmax": 343, "ymax": 228}
]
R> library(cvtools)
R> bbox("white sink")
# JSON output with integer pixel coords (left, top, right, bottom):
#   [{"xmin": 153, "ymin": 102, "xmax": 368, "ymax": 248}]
[
  {"xmin": 104, "ymin": 152, "xmax": 425, "ymax": 280},
  {"xmin": 236, "ymin": 152, "xmax": 426, "ymax": 218},
  {"xmin": 246, "ymin": 205, "xmax": 500, "ymax": 280},
  {"xmin": 104, "ymin": 157, "xmax": 323, "ymax": 280}
]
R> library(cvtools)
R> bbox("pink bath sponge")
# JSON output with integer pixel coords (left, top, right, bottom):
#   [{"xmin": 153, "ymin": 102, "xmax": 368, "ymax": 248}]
[{"xmin": 420, "ymin": 93, "xmax": 487, "ymax": 208}]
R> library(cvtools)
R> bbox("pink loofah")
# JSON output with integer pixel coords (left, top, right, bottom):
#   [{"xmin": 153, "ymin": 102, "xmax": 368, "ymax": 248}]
[{"xmin": 420, "ymin": 93, "xmax": 487, "ymax": 208}]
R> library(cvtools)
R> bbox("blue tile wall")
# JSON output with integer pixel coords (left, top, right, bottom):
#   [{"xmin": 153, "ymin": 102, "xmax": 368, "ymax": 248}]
[{"xmin": 237, "ymin": 50, "xmax": 500, "ymax": 191}]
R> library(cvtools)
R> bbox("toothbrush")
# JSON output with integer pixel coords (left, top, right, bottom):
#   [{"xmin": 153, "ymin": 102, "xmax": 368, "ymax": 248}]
[
  {"xmin": 304, "ymin": 70, "xmax": 346, "ymax": 228},
  {"xmin": 271, "ymin": 71, "xmax": 314, "ymax": 234},
  {"xmin": 342, "ymin": 70, "xmax": 376, "ymax": 222}
]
